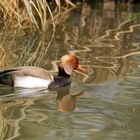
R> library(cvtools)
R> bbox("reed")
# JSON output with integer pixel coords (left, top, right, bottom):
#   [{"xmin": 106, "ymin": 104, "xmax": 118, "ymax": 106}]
[{"xmin": 0, "ymin": 0, "xmax": 75, "ymax": 31}]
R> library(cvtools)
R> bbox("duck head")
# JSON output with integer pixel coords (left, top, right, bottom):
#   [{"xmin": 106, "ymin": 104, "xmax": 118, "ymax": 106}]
[{"xmin": 58, "ymin": 55, "xmax": 86, "ymax": 76}]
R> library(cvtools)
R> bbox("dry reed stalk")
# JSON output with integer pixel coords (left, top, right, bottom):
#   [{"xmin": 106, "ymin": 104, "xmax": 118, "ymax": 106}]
[{"xmin": 0, "ymin": 0, "xmax": 75, "ymax": 31}]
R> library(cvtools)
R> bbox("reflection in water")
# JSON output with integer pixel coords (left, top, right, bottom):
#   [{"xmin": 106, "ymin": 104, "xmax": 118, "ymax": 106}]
[
  {"xmin": 0, "ymin": 83, "xmax": 84, "ymax": 139},
  {"xmin": 56, "ymin": 85, "xmax": 84, "ymax": 112},
  {"xmin": 0, "ymin": 2, "xmax": 140, "ymax": 140}
]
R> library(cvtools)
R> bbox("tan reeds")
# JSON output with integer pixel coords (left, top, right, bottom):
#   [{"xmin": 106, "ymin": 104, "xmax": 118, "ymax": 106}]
[{"xmin": 0, "ymin": 0, "xmax": 75, "ymax": 31}]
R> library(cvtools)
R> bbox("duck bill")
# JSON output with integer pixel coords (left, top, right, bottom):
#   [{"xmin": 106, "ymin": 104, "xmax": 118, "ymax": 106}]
[{"xmin": 77, "ymin": 64, "xmax": 86, "ymax": 72}]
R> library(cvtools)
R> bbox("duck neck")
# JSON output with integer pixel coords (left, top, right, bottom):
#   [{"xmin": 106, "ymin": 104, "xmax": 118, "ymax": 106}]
[
  {"xmin": 48, "ymin": 67, "xmax": 71, "ymax": 89},
  {"xmin": 58, "ymin": 66, "xmax": 70, "ymax": 78}
]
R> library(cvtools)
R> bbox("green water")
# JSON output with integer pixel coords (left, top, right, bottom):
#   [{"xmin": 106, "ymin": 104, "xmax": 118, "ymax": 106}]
[{"xmin": 0, "ymin": 2, "xmax": 140, "ymax": 140}]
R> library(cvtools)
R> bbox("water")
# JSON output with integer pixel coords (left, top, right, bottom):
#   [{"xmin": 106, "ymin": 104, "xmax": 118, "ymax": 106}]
[{"xmin": 0, "ymin": 2, "xmax": 140, "ymax": 140}]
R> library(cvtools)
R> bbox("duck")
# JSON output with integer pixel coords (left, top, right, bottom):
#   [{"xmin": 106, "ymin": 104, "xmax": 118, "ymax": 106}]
[{"xmin": 0, "ymin": 55, "xmax": 86, "ymax": 89}]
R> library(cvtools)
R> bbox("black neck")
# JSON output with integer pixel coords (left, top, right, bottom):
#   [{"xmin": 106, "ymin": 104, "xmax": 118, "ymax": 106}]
[
  {"xmin": 48, "ymin": 66, "xmax": 71, "ymax": 89},
  {"xmin": 58, "ymin": 66, "xmax": 70, "ymax": 77}
]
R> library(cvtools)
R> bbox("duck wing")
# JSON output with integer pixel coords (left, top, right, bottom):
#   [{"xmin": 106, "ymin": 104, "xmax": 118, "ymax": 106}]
[{"xmin": 0, "ymin": 66, "xmax": 53, "ymax": 87}]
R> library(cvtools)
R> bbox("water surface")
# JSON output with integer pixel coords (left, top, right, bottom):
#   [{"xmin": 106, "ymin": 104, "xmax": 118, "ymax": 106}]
[{"xmin": 0, "ymin": 2, "xmax": 140, "ymax": 140}]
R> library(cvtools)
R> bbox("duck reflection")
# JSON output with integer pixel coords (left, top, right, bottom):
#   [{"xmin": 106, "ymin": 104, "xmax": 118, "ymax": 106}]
[
  {"xmin": 56, "ymin": 85, "xmax": 84, "ymax": 112},
  {"xmin": 0, "ymin": 84, "xmax": 84, "ymax": 113}
]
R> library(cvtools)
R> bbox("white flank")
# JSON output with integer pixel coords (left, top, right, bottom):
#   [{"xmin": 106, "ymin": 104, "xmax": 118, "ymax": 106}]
[{"xmin": 14, "ymin": 76, "xmax": 53, "ymax": 88}]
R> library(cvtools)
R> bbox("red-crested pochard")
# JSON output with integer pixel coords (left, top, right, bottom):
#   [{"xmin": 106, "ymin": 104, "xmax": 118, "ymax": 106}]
[{"xmin": 0, "ymin": 55, "xmax": 85, "ymax": 88}]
